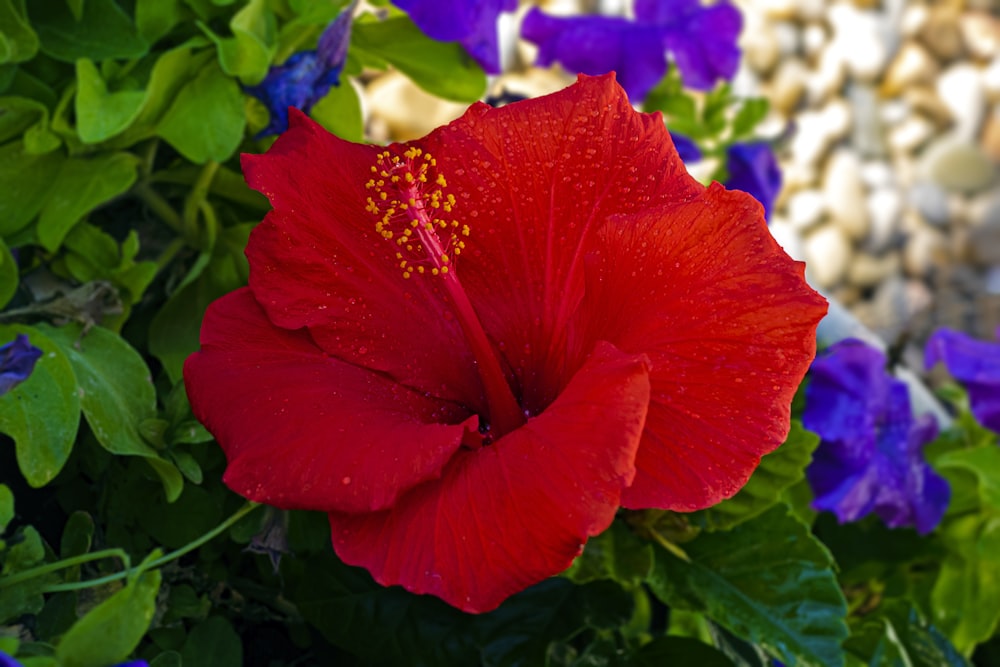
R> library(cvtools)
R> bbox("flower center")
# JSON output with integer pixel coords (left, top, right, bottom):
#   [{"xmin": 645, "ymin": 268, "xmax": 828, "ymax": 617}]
[{"xmin": 365, "ymin": 149, "xmax": 525, "ymax": 439}]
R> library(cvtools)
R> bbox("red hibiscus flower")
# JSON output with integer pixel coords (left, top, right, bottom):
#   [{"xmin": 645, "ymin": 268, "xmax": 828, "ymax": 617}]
[{"xmin": 184, "ymin": 74, "xmax": 827, "ymax": 613}]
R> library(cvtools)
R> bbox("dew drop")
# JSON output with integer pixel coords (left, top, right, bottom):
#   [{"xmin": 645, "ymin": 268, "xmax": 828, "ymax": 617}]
[{"xmin": 341, "ymin": 476, "xmax": 352, "ymax": 485}]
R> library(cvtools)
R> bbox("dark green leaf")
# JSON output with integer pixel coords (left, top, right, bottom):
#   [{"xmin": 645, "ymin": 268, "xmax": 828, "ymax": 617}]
[
  {"xmin": 648, "ymin": 505, "xmax": 849, "ymax": 667},
  {"xmin": 149, "ymin": 651, "xmax": 183, "ymax": 667},
  {"xmin": 631, "ymin": 636, "xmax": 734, "ymax": 667},
  {"xmin": 0, "ymin": 238, "xmax": 16, "ymax": 309},
  {"xmin": 700, "ymin": 420, "xmax": 819, "ymax": 530},
  {"xmin": 180, "ymin": 616, "xmax": 242, "ymax": 667},
  {"xmin": 59, "ymin": 511, "xmax": 94, "ymax": 582},
  {"xmin": 36, "ymin": 152, "xmax": 138, "ymax": 252},
  {"xmin": 38, "ymin": 323, "xmax": 183, "ymax": 501},
  {"xmin": 55, "ymin": 568, "xmax": 161, "ymax": 667},
  {"xmin": 0, "ymin": 324, "xmax": 80, "ymax": 488},
  {"xmin": 29, "ymin": 0, "xmax": 148, "ymax": 62},
  {"xmin": 156, "ymin": 59, "xmax": 246, "ymax": 163},
  {"xmin": 0, "ymin": 0, "xmax": 38, "ymax": 64},
  {"xmin": 353, "ymin": 16, "xmax": 485, "ymax": 102},
  {"xmin": 149, "ymin": 223, "xmax": 251, "ymax": 382},
  {"xmin": 847, "ymin": 600, "xmax": 970, "ymax": 667},
  {"xmin": 138, "ymin": 484, "xmax": 221, "ymax": 549},
  {"xmin": 0, "ymin": 526, "xmax": 48, "ymax": 622},
  {"xmin": 564, "ymin": 519, "xmax": 653, "ymax": 587},
  {"xmin": 74, "ymin": 59, "xmax": 146, "ymax": 143}
]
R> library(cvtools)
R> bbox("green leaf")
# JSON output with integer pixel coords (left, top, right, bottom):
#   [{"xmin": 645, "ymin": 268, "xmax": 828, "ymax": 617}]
[
  {"xmin": 74, "ymin": 59, "xmax": 147, "ymax": 143},
  {"xmin": 199, "ymin": 0, "xmax": 276, "ymax": 84},
  {"xmin": 564, "ymin": 519, "xmax": 653, "ymax": 587},
  {"xmin": 149, "ymin": 223, "xmax": 251, "ymax": 383},
  {"xmin": 700, "ymin": 420, "xmax": 819, "ymax": 531},
  {"xmin": 0, "ymin": 484, "xmax": 12, "ymax": 534},
  {"xmin": 55, "ymin": 568, "xmax": 161, "ymax": 667},
  {"xmin": 0, "ymin": 140, "xmax": 61, "ymax": 236},
  {"xmin": 631, "ymin": 636, "xmax": 734, "ymax": 667},
  {"xmin": 156, "ymin": 59, "xmax": 246, "ymax": 163},
  {"xmin": 0, "ymin": 238, "xmax": 17, "ymax": 309},
  {"xmin": 0, "ymin": 0, "xmax": 38, "ymax": 64},
  {"xmin": 36, "ymin": 152, "xmax": 138, "ymax": 252},
  {"xmin": 310, "ymin": 79, "xmax": 364, "ymax": 142},
  {"xmin": 135, "ymin": 0, "xmax": 185, "ymax": 44},
  {"xmin": 180, "ymin": 616, "xmax": 242, "ymax": 667},
  {"xmin": 648, "ymin": 505, "xmax": 849, "ymax": 667},
  {"xmin": 28, "ymin": 0, "xmax": 148, "ymax": 63},
  {"xmin": 931, "ymin": 513, "xmax": 1000, "ymax": 654},
  {"xmin": 0, "ymin": 526, "xmax": 48, "ymax": 622},
  {"xmin": 0, "ymin": 324, "xmax": 81, "ymax": 488},
  {"xmin": 38, "ymin": 323, "xmax": 183, "ymax": 501},
  {"xmin": 352, "ymin": 16, "xmax": 486, "ymax": 102},
  {"xmin": 847, "ymin": 600, "xmax": 970, "ymax": 667},
  {"xmin": 731, "ymin": 98, "xmax": 770, "ymax": 139}
]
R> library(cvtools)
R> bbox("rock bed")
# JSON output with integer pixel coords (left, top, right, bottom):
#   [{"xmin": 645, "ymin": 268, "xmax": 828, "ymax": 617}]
[{"xmin": 737, "ymin": 0, "xmax": 1000, "ymax": 363}]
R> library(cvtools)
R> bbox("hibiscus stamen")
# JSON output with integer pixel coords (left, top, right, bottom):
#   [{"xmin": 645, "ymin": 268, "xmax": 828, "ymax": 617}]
[{"xmin": 365, "ymin": 149, "xmax": 525, "ymax": 438}]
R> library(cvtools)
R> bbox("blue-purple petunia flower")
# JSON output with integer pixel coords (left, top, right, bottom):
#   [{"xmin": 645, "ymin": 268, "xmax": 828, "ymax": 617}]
[
  {"xmin": 245, "ymin": 2, "xmax": 356, "ymax": 137},
  {"xmin": 522, "ymin": 0, "xmax": 742, "ymax": 102},
  {"xmin": 803, "ymin": 339, "xmax": 950, "ymax": 534},
  {"xmin": 725, "ymin": 142, "xmax": 781, "ymax": 220},
  {"xmin": 669, "ymin": 132, "xmax": 702, "ymax": 163},
  {"xmin": 0, "ymin": 652, "xmax": 146, "ymax": 667},
  {"xmin": 392, "ymin": 0, "xmax": 516, "ymax": 74},
  {"xmin": 0, "ymin": 334, "xmax": 43, "ymax": 396},
  {"xmin": 926, "ymin": 327, "xmax": 1000, "ymax": 433}
]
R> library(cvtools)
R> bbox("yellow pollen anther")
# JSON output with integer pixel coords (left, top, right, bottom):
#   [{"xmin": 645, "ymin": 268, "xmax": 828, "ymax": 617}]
[{"xmin": 365, "ymin": 148, "xmax": 468, "ymax": 280}]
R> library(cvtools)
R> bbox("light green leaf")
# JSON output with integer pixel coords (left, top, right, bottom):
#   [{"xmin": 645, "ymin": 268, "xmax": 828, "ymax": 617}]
[
  {"xmin": 700, "ymin": 420, "xmax": 819, "ymax": 531},
  {"xmin": 0, "ymin": 0, "xmax": 38, "ymax": 64},
  {"xmin": 0, "ymin": 324, "xmax": 80, "ymax": 488},
  {"xmin": 38, "ymin": 323, "xmax": 183, "ymax": 501},
  {"xmin": 36, "ymin": 152, "xmax": 138, "ymax": 252},
  {"xmin": 55, "ymin": 568, "xmax": 161, "ymax": 667},
  {"xmin": 0, "ymin": 139, "xmax": 61, "ymax": 236},
  {"xmin": 156, "ymin": 60, "xmax": 246, "ymax": 163},
  {"xmin": 28, "ymin": 0, "xmax": 148, "ymax": 63},
  {"xmin": 75, "ymin": 59, "xmax": 147, "ymax": 144},
  {"xmin": 311, "ymin": 79, "xmax": 363, "ymax": 142},
  {"xmin": 352, "ymin": 16, "xmax": 486, "ymax": 102},
  {"xmin": 0, "ymin": 484, "xmax": 12, "ymax": 533},
  {"xmin": 200, "ymin": 0, "xmax": 276, "ymax": 84},
  {"xmin": 648, "ymin": 505, "xmax": 849, "ymax": 667},
  {"xmin": 931, "ymin": 513, "xmax": 1000, "ymax": 654},
  {"xmin": 135, "ymin": 0, "xmax": 185, "ymax": 44},
  {"xmin": 0, "ymin": 238, "xmax": 16, "ymax": 309}
]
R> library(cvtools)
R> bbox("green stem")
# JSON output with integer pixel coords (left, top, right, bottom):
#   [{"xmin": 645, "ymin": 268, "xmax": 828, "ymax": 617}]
[
  {"xmin": 155, "ymin": 237, "xmax": 187, "ymax": 272},
  {"xmin": 646, "ymin": 527, "xmax": 691, "ymax": 563},
  {"xmin": 183, "ymin": 161, "xmax": 220, "ymax": 246},
  {"xmin": 1, "ymin": 503, "xmax": 261, "ymax": 594},
  {"xmin": 133, "ymin": 181, "xmax": 186, "ymax": 237},
  {"xmin": 0, "ymin": 549, "xmax": 130, "ymax": 590}
]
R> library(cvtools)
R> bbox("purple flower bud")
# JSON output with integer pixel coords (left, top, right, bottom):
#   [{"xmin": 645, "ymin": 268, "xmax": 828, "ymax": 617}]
[{"xmin": 926, "ymin": 327, "xmax": 1000, "ymax": 433}]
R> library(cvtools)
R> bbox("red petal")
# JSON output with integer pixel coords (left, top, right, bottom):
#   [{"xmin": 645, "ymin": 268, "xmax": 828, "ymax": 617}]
[
  {"xmin": 183, "ymin": 288, "xmax": 477, "ymax": 513},
  {"xmin": 415, "ymin": 73, "xmax": 700, "ymax": 412},
  {"xmin": 574, "ymin": 183, "xmax": 827, "ymax": 510},
  {"xmin": 242, "ymin": 110, "xmax": 484, "ymax": 407},
  {"xmin": 327, "ymin": 341, "xmax": 650, "ymax": 613}
]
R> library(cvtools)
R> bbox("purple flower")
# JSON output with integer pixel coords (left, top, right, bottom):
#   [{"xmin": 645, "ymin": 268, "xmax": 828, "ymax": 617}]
[
  {"xmin": 803, "ymin": 339, "xmax": 950, "ymax": 534},
  {"xmin": 392, "ymin": 0, "xmax": 516, "ymax": 74},
  {"xmin": 669, "ymin": 132, "xmax": 702, "ymax": 163},
  {"xmin": 0, "ymin": 653, "xmax": 146, "ymax": 667},
  {"xmin": 522, "ymin": 0, "xmax": 742, "ymax": 102},
  {"xmin": 0, "ymin": 334, "xmax": 43, "ymax": 396},
  {"xmin": 725, "ymin": 142, "xmax": 781, "ymax": 221},
  {"xmin": 245, "ymin": 3, "xmax": 355, "ymax": 137},
  {"xmin": 926, "ymin": 327, "xmax": 1000, "ymax": 432}
]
